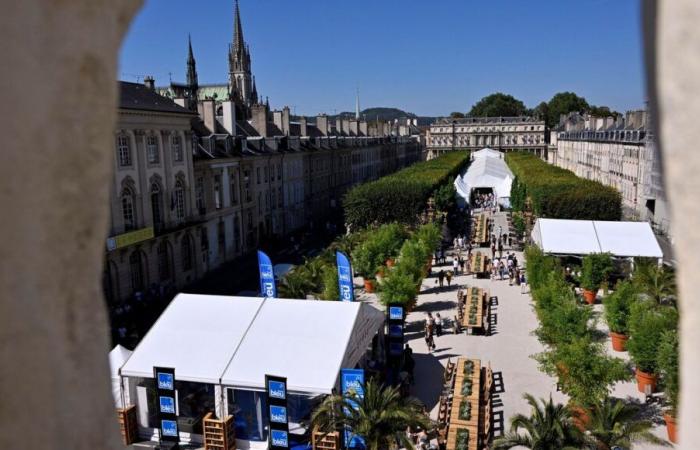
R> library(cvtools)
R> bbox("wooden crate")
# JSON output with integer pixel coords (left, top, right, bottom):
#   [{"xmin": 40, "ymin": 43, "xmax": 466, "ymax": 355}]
[
  {"xmin": 312, "ymin": 429, "xmax": 341, "ymax": 450},
  {"xmin": 203, "ymin": 412, "xmax": 236, "ymax": 450},
  {"xmin": 116, "ymin": 405, "xmax": 138, "ymax": 445}
]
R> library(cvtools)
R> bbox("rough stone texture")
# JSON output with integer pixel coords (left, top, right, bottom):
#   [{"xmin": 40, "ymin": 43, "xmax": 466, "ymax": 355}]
[
  {"xmin": 646, "ymin": 0, "xmax": 699, "ymax": 447},
  {"xmin": 0, "ymin": 1, "xmax": 141, "ymax": 449}
]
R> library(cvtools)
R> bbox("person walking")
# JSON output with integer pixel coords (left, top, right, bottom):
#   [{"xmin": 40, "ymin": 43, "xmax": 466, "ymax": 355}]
[
  {"xmin": 498, "ymin": 241, "xmax": 503, "ymax": 259},
  {"xmin": 458, "ymin": 255, "xmax": 465, "ymax": 273},
  {"xmin": 435, "ymin": 312, "xmax": 443, "ymax": 336},
  {"xmin": 452, "ymin": 257, "xmax": 459, "ymax": 275},
  {"xmin": 520, "ymin": 270, "xmax": 527, "ymax": 294},
  {"xmin": 446, "ymin": 270, "xmax": 453, "ymax": 287},
  {"xmin": 437, "ymin": 269, "xmax": 445, "ymax": 288},
  {"xmin": 424, "ymin": 325, "xmax": 434, "ymax": 352},
  {"xmin": 491, "ymin": 243, "xmax": 496, "ymax": 259}
]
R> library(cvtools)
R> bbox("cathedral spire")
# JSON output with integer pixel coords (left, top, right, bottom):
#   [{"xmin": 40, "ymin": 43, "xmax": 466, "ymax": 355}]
[
  {"xmin": 355, "ymin": 87, "xmax": 360, "ymax": 120},
  {"xmin": 251, "ymin": 76, "xmax": 258, "ymax": 103},
  {"xmin": 186, "ymin": 34, "xmax": 198, "ymax": 90},
  {"xmin": 233, "ymin": 0, "xmax": 245, "ymax": 58}
]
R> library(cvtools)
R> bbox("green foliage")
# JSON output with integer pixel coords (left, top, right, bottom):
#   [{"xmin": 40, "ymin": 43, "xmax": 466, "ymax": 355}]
[
  {"xmin": 378, "ymin": 270, "xmax": 416, "ymax": 307},
  {"xmin": 343, "ymin": 152, "xmax": 469, "ymax": 229},
  {"xmin": 544, "ymin": 92, "xmax": 590, "ymax": 129},
  {"xmin": 351, "ymin": 223, "xmax": 409, "ymax": 278},
  {"xmin": 506, "ymin": 152, "xmax": 622, "ymax": 221},
  {"xmin": 586, "ymin": 397, "xmax": 669, "ymax": 449},
  {"xmin": 455, "ymin": 429, "xmax": 470, "ymax": 450},
  {"xmin": 533, "ymin": 273, "xmax": 594, "ymax": 346},
  {"xmin": 580, "ymin": 253, "xmax": 613, "ymax": 291},
  {"xmin": 627, "ymin": 301, "xmax": 678, "ymax": 374},
  {"xmin": 509, "ymin": 176, "xmax": 526, "ymax": 212},
  {"xmin": 524, "ymin": 246, "xmax": 559, "ymax": 290},
  {"xmin": 603, "ymin": 281, "xmax": 638, "ymax": 334},
  {"xmin": 633, "ymin": 258, "xmax": 677, "ymax": 306},
  {"xmin": 415, "ymin": 223, "xmax": 442, "ymax": 253},
  {"xmin": 493, "ymin": 394, "xmax": 585, "ymax": 450},
  {"xmin": 458, "ymin": 401, "xmax": 472, "ymax": 421},
  {"xmin": 278, "ymin": 269, "xmax": 315, "ymax": 299},
  {"xmin": 310, "ymin": 379, "xmax": 430, "ymax": 450},
  {"xmin": 320, "ymin": 265, "xmax": 340, "ymax": 301},
  {"xmin": 657, "ymin": 329, "xmax": 680, "ymax": 412},
  {"xmin": 433, "ymin": 183, "xmax": 457, "ymax": 213},
  {"xmin": 467, "ymin": 92, "xmax": 527, "ymax": 117},
  {"xmin": 512, "ymin": 213, "xmax": 525, "ymax": 238},
  {"xmin": 450, "ymin": 111, "xmax": 465, "ymax": 118}
]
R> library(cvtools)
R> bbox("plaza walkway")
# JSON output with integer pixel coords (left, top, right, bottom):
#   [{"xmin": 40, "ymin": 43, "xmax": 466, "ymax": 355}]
[{"xmin": 360, "ymin": 211, "xmax": 670, "ymax": 448}]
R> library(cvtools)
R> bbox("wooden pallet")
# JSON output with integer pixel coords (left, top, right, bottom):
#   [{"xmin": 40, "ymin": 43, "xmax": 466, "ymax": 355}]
[
  {"xmin": 203, "ymin": 412, "xmax": 236, "ymax": 450},
  {"xmin": 117, "ymin": 405, "xmax": 138, "ymax": 446},
  {"xmin": 312, "ymin": 429, "xmax": 341, "ymax": 450}
]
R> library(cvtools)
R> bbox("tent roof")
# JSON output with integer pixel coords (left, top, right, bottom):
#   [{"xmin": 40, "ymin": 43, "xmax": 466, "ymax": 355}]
[
  {"xmin": 455, "ymin": 156, "xmax": 513, "ymax": 202},
  {"xmin": 221, "ymin": 299, "xmax": 384, "ymax": 394},
  {"xmin": 119, "ymin": 294, "xmax": 384, "ymax": 393},
  {"xmin": 472, "ymin": 148, "xmax": 503, "ymax": 159},
  {"xmin": 531, "ymin": 218, "xmax": 663, "ymax": 258},
  {"xmin": 109, "ymin": 345, "xmax": 133, "ymax": 379}
]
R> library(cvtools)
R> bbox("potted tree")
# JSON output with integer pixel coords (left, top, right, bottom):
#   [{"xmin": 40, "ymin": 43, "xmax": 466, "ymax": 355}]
[
  {"xmin": 378, "ymin": 270, "xmax": 417, "ymax": 310},
  {"xmin": 627, "ymin": 301, "xmax": 678, "ymax": 393},
  {"xmin": 580, "ymin": 253, "xmax": 613, "ymax": 305},
  {"xmin": 603, "ymin": 280, "xmax": 638, "ymax": 351},
  {"xmin": 657, "ymin": 329, "xmax": 679, "ymax": 443}
]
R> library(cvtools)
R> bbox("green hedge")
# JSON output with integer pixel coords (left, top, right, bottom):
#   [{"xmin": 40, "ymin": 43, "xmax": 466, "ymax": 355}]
[
  {"xmin": 343, "ymin": 151, "xmax": 469, "ymax": 229},
  {"xmin": 506, "ymin": 152, "xmax": 622, "ymax": 221}
]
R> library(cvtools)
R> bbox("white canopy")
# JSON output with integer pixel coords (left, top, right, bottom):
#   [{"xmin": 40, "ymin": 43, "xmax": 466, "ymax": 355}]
[
  {"xmin": 455, "ymin": 150, "xmax": 513, "ymax": 206},
  {"xmin": 109, "ymin": 345, "xmax": 132, "ymax": 407},
  {"xmin": 531, "ymin": 218, "xmax": 663, "ymax": 258},
  {"xmin": 119, "ymin": 294, "xmax": 385, "ymax": 394}
]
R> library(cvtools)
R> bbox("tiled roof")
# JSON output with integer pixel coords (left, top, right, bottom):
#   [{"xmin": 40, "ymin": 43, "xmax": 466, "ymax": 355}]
[{"xmin": 119, "ymin": 82, "xmax": 195, "ymax": 115}]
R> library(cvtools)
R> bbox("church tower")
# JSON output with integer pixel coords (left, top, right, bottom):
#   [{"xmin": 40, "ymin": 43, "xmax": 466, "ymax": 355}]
[
  {"xmin": 228, "ymin": 0, "xmax": 253, "ymax": 108},
  {"xmin": 185, "ymin": 34, "xmax": 199, "ymax": 111}
]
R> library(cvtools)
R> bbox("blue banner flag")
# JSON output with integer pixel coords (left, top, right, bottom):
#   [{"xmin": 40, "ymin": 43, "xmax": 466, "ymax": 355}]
[
  {"xmin": 336, "ymin": 251, "xmax": 355, "ymax": 302},
  {"xmin": 341, "ymin": 369, "xmax": 365, "ymax": 449},
  {"xmin": 258, "ymin": 251, "xmax": 277, "ymax": 299}
]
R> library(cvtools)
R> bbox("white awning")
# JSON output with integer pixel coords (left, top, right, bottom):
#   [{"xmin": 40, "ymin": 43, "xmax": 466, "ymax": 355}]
[
  {"xmin": 454, "ymin": 153, "xmax": 513, "ymax": 205},
  {"xmin": 118, "ymin": 294, "xmax": 385, "ymax": 394},
  {"xmin": 471, "ymin": 148, "xmax": 503, "ymax": 160},
  {"xmin": 109, "ymin": 345, "xmax": 133, "ymax": 408},
  {"xmin": 531, "ymin": 218, "xmax": 663, "ymax": 258}
]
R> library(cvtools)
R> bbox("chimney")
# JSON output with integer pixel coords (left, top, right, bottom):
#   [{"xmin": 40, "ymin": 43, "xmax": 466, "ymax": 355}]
[
  {"xmin": 282, "ymin": 106, "xmax": 290, "ymax": 136},
  {"xmin": 222, "ymin": 100, "xmax": 236, "ymax": 135},
  {"xmin": 143, "ymin": 76, "xmax": 155, "ymax": 90},
  {"xmin": 299, "ymin": 117, "xmax": 308, "ymax": 137},
  {"xmin": 251, "ymin": 104, "xmax": 269, "ymax": 137},
  {"xmin": 316, "ymin": 114, "xmax": 328, "ymax": 136},
  {"xmin": 197, "ymin": 99, "xmax": 217, "ymax": 133},
  {"xmin": 273, "ymin": 110, "xmax": 283, "ymax": 135}
]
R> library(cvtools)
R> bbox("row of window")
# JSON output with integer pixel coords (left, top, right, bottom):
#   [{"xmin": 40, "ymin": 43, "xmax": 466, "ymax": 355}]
[
  {"xmin": 433, "ymin": 125, "xmax": 542, "ymax": 133},
  {"xmin": 116, "ymin": 133, "xmax": 184, "ymax": 167},
  {"xmin": 120, "ymin": 181, "xmax": 187, "ymax": 232}
]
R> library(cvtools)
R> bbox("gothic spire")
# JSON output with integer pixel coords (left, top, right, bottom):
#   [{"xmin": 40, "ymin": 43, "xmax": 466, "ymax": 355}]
[
  {"xmin": 233, "ymin": 0, "xmax": 245, "ymax": 58},
  {"xmin": 251, "ymin": 76, "xmax": 258, "ymax": 103},
  {"xmin": 186, "ymin": 34, "xmax": 198, "ymax": 90}
]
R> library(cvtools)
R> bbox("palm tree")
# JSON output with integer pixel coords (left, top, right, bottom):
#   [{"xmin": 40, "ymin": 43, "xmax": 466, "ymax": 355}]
[
  {"xmin": 586, "ymin": 397, "xmax": 669, "ymax": 449},
  {"xmin": 493, "ymin": 394, "xmax": 584, "ymax": 450},
  {"xmin": 310, "ymin": 379, "xmax": 430, "ymax": 450},
  {"xmin": 277, "ymin": 270, "xmax": 313, "ymax": 299},
  {"xmin": 633, "ymin": 259, "xmax": 676, "ymax": 306}
]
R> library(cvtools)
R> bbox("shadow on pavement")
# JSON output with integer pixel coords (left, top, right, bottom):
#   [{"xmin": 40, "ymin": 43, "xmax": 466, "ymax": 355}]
[{"xmin": 411, "ymin": 353, "xmax": 448, "ymax": 411}]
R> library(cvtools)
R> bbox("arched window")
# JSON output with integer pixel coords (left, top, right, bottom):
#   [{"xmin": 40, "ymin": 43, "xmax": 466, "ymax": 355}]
[
  {"xmin": 116, "ymin": 134, "xmax": 131, "ymax": 167},
  {"xmin": 129, "ymin": 251, "xmax": 145, "ymax": 293},
  {"xmin": 157, "ymin": 240, "xmax": 171, "ymax": 282},
  {"xmin": 150, "ymin": 183, "xmax": 163, "ymax": 231},
  {"xmin": 174, "ymin": 180, "xmax": 186, "ymax": 220},
  {"xmin": 121, "ymin": 187, "xmax": 136, "ymax": 231},
  {"xmin": 181, "ymin": 234, "xmax": 194, "ymax": 272},
  {"xmin": 146, "ymin": 134, "xmax": 159, "ymax": 164}
]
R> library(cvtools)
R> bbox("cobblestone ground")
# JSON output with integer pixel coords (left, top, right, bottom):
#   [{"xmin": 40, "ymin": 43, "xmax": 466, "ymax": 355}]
[{"xmin": 359, "ymin": 211, "xmax": 670, "ymax": 449}]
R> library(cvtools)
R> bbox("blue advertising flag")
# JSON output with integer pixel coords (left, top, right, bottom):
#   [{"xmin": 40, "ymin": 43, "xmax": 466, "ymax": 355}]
[
  {"xmin": 258, "ymin": 250, "xmax": 277, "ymax": 299},
  {"xmin": 336, "ymin": 251, "xmax": 354, "ymax": 302},
  {"xmin": 341, "ymin": 369, "xmax": 365, "ymax": 449}
]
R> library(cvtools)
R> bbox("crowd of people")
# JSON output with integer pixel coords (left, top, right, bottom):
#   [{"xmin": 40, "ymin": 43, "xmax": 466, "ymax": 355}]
[{"xmin": 472, "ymin": 192, "xmax": 497, "ymax": 211}]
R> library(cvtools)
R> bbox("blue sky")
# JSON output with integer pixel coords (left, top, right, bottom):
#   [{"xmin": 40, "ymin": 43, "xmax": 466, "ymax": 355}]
[{"xmin": 119, "ymin": 0, "xmax": 646, "ymax": 117}]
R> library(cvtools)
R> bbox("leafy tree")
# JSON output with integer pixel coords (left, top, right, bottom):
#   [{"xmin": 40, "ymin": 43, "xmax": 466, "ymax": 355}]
[
  {"xmin": 586, "ymin": 397, "xmax": 669, "ymax": 449},
  {"xmin": 378, "ymin": 270, "xmax": 416, "ymax": 307},
  {"xmin": 278, "ymin": 269, "xmax": 314, "ymax": 299},
  {"xmin": 468, "ymin": 93, "xmax": 527, "ymax": 117},
  {"xmin": 450, "ymin": 111, "xmax": 465, "ymax": 118},
  {"xmin": 588, "ymin": 105, "xmax": 621, "ymax": 119},
  {"xmin": 657, "ymin": 329, "xmax": 679, "ymax": 413},
  {"xmin": 320, "ymin": 265, "xmax": 340, "ymax": 300},
  {"xmin": 532, "ymin": 101, "xmax": 549, "ymax": 121},
  {"xmin": 310, "ymin": 379, "xmax": 430, "ymax": 450},
  {"xmin": 433, "ymin": 183, "xmax": 456, "ymax": 212},
  {"xmin": 628, "ymin": 301, "xmax": 678, "ymax": 374},
  {"xmin": 545, "ymin": 92, "xmax": 590, "ymax": 128},
  {"xmin": 603, "ymin": 280, "xmax": 639, "ymax": 335},
  {"xmin": 580, "ymin": 253, "xmax": 613, "ymax": 292},
  {"xmin": 633, "ymin": 259, "xmax": 677, "ymax": 306},
  {"xmin": 493, "ymin": 394, "xmax": 585, "ymax": 449}
]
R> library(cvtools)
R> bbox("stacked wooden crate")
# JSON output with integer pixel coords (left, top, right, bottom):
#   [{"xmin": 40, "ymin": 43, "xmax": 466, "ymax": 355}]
[{"xmin": 203, "ymin": 412, "xmax": 236, "ymax": 450}]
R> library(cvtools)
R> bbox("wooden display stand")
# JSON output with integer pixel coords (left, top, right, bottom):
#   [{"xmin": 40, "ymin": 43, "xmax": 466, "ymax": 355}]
[
  {"xmin": 472, "ymin": 214, "xmax": 489, "ymax": 247},
  {"xmin": 117, "ymin": 405, "xmax": 138, "ymax": 445},
  {"xmin": 203, "ymin": 412, "xmax": 236, "ymax": 450},
  {"xmin": 461, "ymin": 287, "xmax": 486, "ymax": 333},
  {"xmin": 312, "ymin": 428, "xmax": 341, "ymax": 450},
  {"xmin": 469, "ymin": 252, "xmax": 488, "ymax": 278}
]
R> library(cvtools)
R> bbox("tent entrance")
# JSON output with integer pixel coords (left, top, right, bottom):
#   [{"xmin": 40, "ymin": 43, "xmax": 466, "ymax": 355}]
[{"xmin": 470, "ymin": 187, "xmax": 495, "ymax": 209}]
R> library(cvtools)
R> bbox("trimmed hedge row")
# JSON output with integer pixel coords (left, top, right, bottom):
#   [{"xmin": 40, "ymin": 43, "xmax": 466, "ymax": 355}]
[
  {"xmin": 506, "ymin": 152, "xmax": 622, "ymax": 221},
  {"xmin": 343, "ymin": 151, "xmax": 469, "ymax": 229}
]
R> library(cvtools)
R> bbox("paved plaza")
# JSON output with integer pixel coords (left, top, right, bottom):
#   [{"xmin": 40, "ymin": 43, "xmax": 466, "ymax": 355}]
[{"xmin": 362, "ymin": 211, "xmax": 670, "ymax": 449}]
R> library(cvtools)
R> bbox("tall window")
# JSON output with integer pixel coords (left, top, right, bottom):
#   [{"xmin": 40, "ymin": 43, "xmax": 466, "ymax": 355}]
[
  {"xmin": 195, "ymin": 177, "xmax": 205, "ymax": 213},
  {"xmin": 230, "ymin": 173, "xmax": 238, "ymax": 205},
  {"xmin": 244, "ymin": 170, "xmax": 251, "ymax": 202},
  {"xmin": 181, "ymin": 234, "xmax": 194, "ymax": 271},
  {"xmin": 214, "ymin": 175, "xmax": 222, "ymax": 210},
  {"xmin": 146, "ymin": 134, "xmax": 159, "ymax": 164},
  {"xmin": 117, "ymin": 134, "xmax": 131, "ymax": 167},
  {"xmin": 150, "ymin": 183, "xmax": 163, "ymax": 231},
  {"xmin": 129, "ymin": 251, "xmax": 145, "ymax": 292},
  {"xmin": 121, "ymin": 187, "xmax": 136, "ymax": 231},
  {"xmin": 157, "ymin": 241, "xmax": 171, "ymax": 281},
  {"xmin": 256, "ymin": 167, "xmax": 261, "ymax": 184},
  {"xmin": 172, "ymin": 135, "xmax": 183, "ymax": 162},
  {"xmin": 174, "ymin": 181, "xmax": 186, "ymax": 220}
]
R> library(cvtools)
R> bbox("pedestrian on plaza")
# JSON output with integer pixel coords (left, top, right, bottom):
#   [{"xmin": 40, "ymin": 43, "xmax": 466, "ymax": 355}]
[
  {"xmin": 435, "ymin": 312, "xmax": 443, "ymax": 336},
  {"xmin": 508, "ymin": 235, "xmax": 513, "ymax": 248},
  {"xmin": 513, "ymin": 254, "xmax": 518, "ymax": 268},
  {"xmin": 453, "ymin": 237, "xmax": 458, "ymax": 248},
  {"xmin": 452, "ymin": 257, "xmax": 459, "ymax": 274},
  {"xmin": 446, "ymin": 270, "xmax": 453, "ymax": 287},
  {"xmin": 424, "ymin": 325, "xmax": 435, "ymax": 352},
  {"xmin": 427, "ymin": 312, "xmax": 435, "ymax": 333},
  {"xmin": 520, "ymin": 271, "xmax": 527, "ymax": 294},
  {"xmin": 491, "ymin": 243, "xmax": 496, "ymax": 259},
  {"xmin": 458, "ymin": 255, "xmax": 465, "ymax": 273},
  {"xmin": 453, "ymin": 314, "xmax": 461, "ymax": 334},
  {"xmin": 498, "ymin": 241, "xmax": 503, "ymax": 258},
  {"xmin": 437, "ymin": 270, "xmax": 445, "ymax": 288}
]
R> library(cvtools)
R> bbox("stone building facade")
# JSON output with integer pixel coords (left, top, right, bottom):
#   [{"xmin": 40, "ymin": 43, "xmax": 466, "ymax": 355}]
[
  {"xmin": 426, "ymin": 116, "xmax": 546, "ymax": 159},
  {"xmin": 549, "ymin": 109, "xmax": 670, "ymax": 233}
]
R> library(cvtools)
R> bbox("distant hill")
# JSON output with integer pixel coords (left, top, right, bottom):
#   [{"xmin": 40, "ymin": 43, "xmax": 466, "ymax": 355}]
[{"xmin": 293, "ymin": 107, "xmax": 436, "ymax": 126}]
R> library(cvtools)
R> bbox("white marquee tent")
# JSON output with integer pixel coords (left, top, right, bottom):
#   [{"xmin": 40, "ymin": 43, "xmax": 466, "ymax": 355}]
[
  {"xmin": 531, "ymin": 218, "xmax": 663, "ymax": 258},
  {"xmin": 109, "ymin": 344, "xmax": 132, "ymax": 408},
  {"xmin": 454, "ymin": 148, "xmax": 513, "ymax": 207},
  {"xmin": 119, "ymin": 293, "xmax": 385, "ymax": 394}
]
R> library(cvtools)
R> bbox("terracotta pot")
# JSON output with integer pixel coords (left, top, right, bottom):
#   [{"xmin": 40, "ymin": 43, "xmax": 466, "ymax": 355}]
[
  {"xmin": 635, "ymin": 368, "xmax": 657, "ymax": 393},
  {"xmin": 386, "ymin": 258, "xmax": 395, "ymax": 268},
  {"xmin": 582, "ymin": 289, "xmax": 597, "ymax": 304},
  {"xmin": 610, "ymin": 331, "xmax": 629, "ymax": 352},
  {"xmin": 364, "ymin": 279, "xmax": 374, "ymax": 293},
  {"xmin": 664, "ymin": 413, "xmax": 677, "ymax": 443}
]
